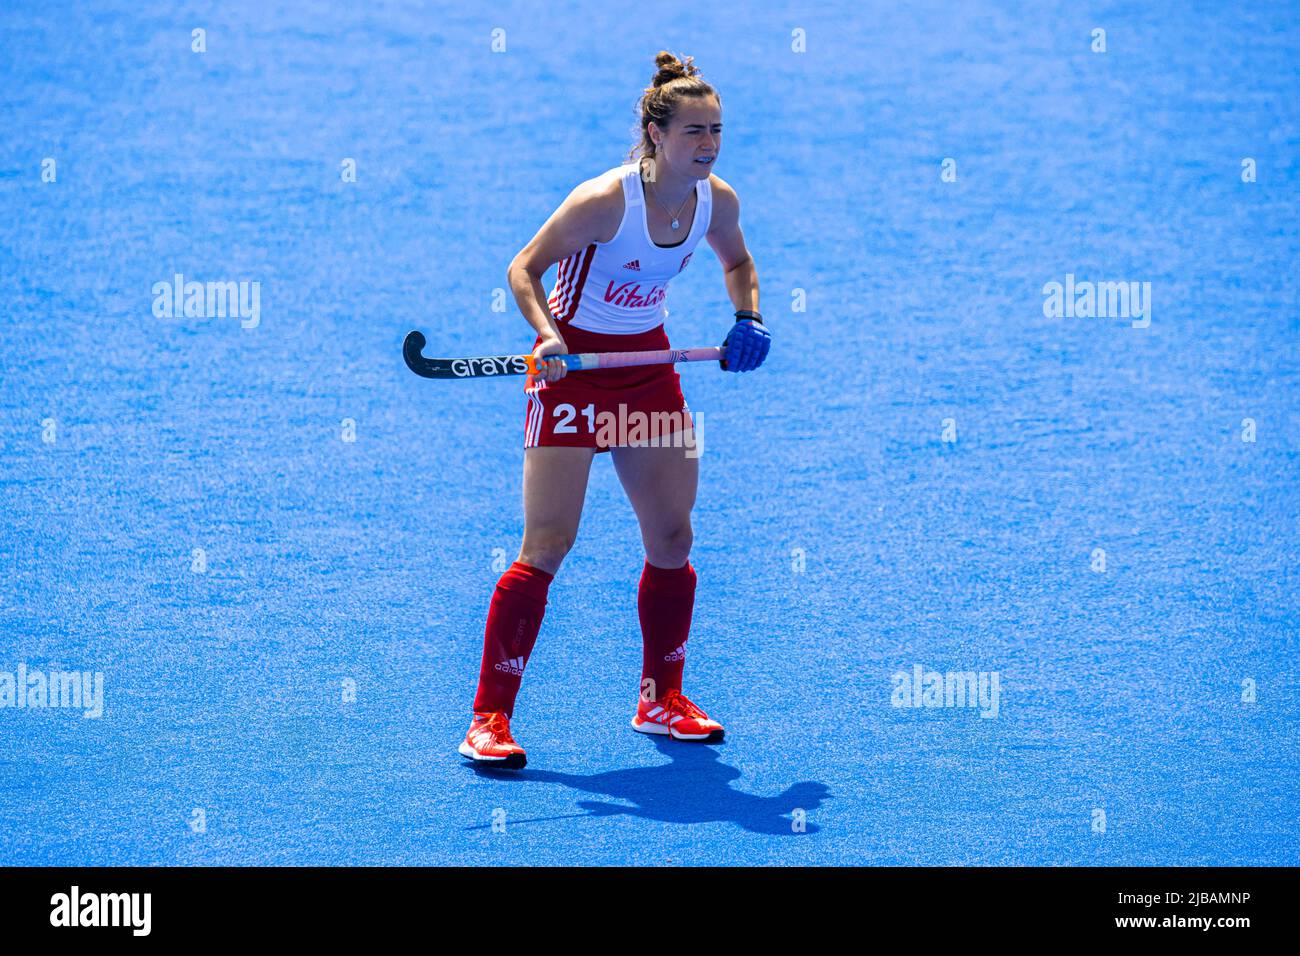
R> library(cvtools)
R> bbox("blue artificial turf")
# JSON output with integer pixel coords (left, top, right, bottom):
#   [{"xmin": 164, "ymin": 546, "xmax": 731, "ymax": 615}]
[{"xmin": 0, "ymin": 0, "xmax": 1296, "ymax": 865}]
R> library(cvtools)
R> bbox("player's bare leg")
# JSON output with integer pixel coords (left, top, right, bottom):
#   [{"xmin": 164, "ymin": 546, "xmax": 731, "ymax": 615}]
[
  {"xmin": 461, "ymin": 446, "xmax": 596, "ymax": 768},
  {"xmin": 611, "ymin": 432, "xmax": 698, "ymax": 569},
  {"xmin": 518, "ymin": 445, "xmax": 596, "ymax": 574},
  {"xmin": 613, "ymin": 433, "xmax": 724, "ymax": 742}
]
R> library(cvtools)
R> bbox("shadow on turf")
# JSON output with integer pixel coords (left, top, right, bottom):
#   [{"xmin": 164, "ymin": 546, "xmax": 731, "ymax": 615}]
[{"xmin": 466, "ymin": 738, "xmax": 830, "ymax": 835}]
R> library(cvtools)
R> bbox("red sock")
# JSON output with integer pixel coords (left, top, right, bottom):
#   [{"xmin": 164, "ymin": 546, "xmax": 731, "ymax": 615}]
[
  {"xmin": 472, "ymin": 561, "xmax": 553, "ymax": 717},
  {"xmin": 637, "ymin": 560, "xmax": 697, "ymax": 702}
]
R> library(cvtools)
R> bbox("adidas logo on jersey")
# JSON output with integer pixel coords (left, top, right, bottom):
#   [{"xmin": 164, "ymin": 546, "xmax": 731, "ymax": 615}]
[
  {"xmin": 494, "ymin": 656, "xmax": 525, "ymax": 676},
  {"xmin": 663, "ymin": 644, "xmax": 686, "ymax": 662},
  {"xmin": 622, "ymin": 259, "xmax": 641, "ymax": 271}
]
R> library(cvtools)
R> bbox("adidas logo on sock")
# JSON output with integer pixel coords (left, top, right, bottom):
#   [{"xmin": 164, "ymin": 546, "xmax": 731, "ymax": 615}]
[
  {"xmin": 494, "ymin": 656, "xmax": 525, "ymax": 676},
  {"xmin": 663, "ymin": 644, "xmax": 686, "ymax": 662},
  {"xmin": 622, "ymin": 259, "xmax": 641, "ymax": 271}
]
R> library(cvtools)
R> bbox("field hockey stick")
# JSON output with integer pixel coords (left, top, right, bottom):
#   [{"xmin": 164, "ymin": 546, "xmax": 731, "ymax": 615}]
[{"xmin": 402, "ymin": 330, "xmax": 724, "ymax": 380}]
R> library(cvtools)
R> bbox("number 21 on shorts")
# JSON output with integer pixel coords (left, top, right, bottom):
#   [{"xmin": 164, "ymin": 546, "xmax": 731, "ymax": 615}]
[{"xmin": 553, "ymin": 403, "xmax": 596, "ymax": 434}]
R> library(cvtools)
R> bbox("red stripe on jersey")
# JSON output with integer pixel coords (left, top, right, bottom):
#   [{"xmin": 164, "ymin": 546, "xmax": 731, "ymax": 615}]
[
  {"xmin": 557, "ymin": 244, "xmax": 597, "ymax": 324},
  {"xmin": 550, "ymin": 252, "xmax": 576, "ymax": 317}
]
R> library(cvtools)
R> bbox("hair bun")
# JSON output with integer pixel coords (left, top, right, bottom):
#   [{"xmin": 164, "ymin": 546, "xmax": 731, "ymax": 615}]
[{"xmin": 652, "ymin": 51, "xmax": 698, "ymax": 87}]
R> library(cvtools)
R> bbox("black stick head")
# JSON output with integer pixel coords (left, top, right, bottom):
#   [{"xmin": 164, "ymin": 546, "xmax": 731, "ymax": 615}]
[{"xmin": 403, "ymin": 330, "xmax": 433, "ymax": 377}]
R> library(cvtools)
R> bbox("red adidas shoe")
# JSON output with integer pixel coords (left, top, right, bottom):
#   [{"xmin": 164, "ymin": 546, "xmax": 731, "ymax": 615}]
[
  {"xmin": 459, "ymin": 711, "xmax": 527, "ymax": 769},
  {"xmin": 632, "ymin": 689, "xmax": 724, "ymax": 742}
]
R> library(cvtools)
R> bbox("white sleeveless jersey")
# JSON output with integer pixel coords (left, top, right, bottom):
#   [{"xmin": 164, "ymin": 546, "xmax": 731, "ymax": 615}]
[{"xmin": 546, "ymin": 163, "xmax": 712, "ymax": 334}]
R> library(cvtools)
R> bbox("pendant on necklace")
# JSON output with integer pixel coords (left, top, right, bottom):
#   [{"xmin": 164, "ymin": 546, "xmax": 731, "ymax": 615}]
[{"xmin": 671, "ymin": 219, "xmax": 680, "ymax": 230}]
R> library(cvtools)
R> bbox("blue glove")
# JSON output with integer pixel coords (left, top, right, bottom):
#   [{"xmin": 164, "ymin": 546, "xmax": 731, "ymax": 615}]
[{"xmin": 720, "ymin": 310, "xmax": 771, "ymax": 372}]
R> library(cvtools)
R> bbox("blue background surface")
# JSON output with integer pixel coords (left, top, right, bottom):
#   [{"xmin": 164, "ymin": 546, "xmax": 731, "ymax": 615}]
[{"xmin": 1, "ymin": 1, "xmax": 1296, "ymax": 865}]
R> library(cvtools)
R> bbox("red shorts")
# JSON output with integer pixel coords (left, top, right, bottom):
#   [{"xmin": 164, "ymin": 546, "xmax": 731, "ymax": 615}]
[{"xmin": 524, "ymin": 323, "xmax": 693, "ymax": 453}]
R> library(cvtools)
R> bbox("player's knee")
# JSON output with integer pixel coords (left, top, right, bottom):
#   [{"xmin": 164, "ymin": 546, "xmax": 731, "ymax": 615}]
[
  {"xmin": 648, "ymin": 523, "xmax": 693, "ymax": 566},
  {"xmin": 519, "ymin": 530, "xmax": 576, "ymax": 574}
]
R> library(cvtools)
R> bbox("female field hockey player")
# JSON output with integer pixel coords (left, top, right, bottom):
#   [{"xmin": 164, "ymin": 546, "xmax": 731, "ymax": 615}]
[{"xmin": 460, "ymin": 51, "xmax": 770, "ymax": 768}]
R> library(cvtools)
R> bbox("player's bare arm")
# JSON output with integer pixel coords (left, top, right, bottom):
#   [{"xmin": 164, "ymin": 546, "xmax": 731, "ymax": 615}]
[
  {"xmin": 705, "ymin": 174, "xmax": 770, "ymax": 372},
  {"xmin": 706, "ymin": 175, "xmax": 760, "ymax": 315},
  {"xmin": 507, "ymin": 178, "xmax": 624, "ymax": 381}
]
